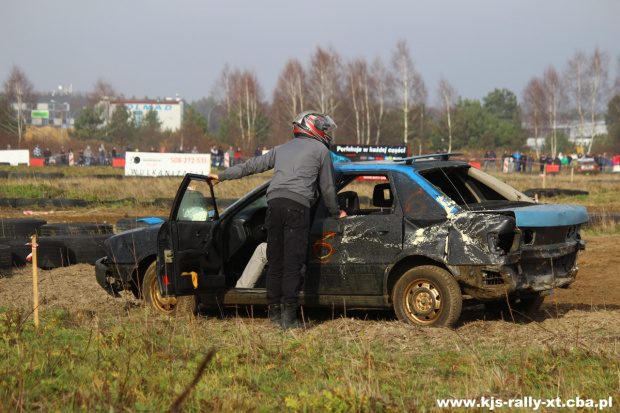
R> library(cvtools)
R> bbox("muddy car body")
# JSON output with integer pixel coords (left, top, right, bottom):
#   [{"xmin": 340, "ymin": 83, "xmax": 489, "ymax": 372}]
[{"xmin": 96, "ymin": 154, "xmax": 588, "ymax": 326}]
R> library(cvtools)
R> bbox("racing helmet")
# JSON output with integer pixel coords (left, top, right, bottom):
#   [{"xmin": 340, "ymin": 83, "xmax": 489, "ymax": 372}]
[{"xmin": 292, "ymin": 110, "xmax": 337, "ymax": 147}]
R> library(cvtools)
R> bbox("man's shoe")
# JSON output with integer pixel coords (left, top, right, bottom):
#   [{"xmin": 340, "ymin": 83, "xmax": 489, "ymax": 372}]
[
  {"xmin": 280, "ymin": 304, "xmax": 308, "ymax": 330},
  {"xmin": 269, "ymin": 304, "xmax": 281, "ymax": 326}
]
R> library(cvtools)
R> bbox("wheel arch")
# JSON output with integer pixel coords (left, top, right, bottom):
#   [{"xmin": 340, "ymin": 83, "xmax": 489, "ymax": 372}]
[
  {"xmin": 130, "ymin": 254, "xmax": 157, "ymax": 299},
  {"xmin": 386, "ymin": 255, "xmax": 452, "ymax": 303}
]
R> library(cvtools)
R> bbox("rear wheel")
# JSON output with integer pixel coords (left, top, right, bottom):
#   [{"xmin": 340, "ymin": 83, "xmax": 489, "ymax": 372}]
[
  {"xmin": 392, "ymin": 266, "xmax": 462, "ymax": 327},
  {"xmin": 143, "ymin": 261, "xmax": 198, "ymax": 317}
]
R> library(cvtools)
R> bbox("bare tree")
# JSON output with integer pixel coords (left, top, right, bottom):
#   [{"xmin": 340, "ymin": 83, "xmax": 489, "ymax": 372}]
[
  {"xmin": 214, "ymin": 67, "xmax": 266, "ymax": 149},
  {"xmin": 564, "ymin": 51, "xmax": 588, "ymax": 152},
  {"xmin": 212, "ymin": 64, "xmax": 233, "ymax": 115},
  {"xmin": 521, "ymin": 77, "xmax": 546, "ymax": 155},
  {"xmin": 273, "ymin": 58, "xmax": 306, "ymax": 126},
  {"xmin": 3, "ymin": 65, "xmax": 36, "ymax": 148},
  {"xmin": 370, "ymin": 57, "xmax": 391, "ymax": 144},
  {"xmin": 391, "ymin": 40, "xmax": 425, "ymax": 145},
  {"xmin": 437, "ymin": 77, "xmax": 457, "ymax": 153},
  {"xmin": 88, "ymin": 78, "xmax": 117, "ymax": 105},
  {"xmin": 615, "ymin": 54, "xmax": 620, "ymax": 96},
  {"xmin": 586, "ymin": 47, "xmax": 609, "ymax": 153},
  {"xmin": 346, "ymin": 58, "xmax": 373, "ymax": 144},
  {"xmin": 307, "ymin": 46, "xmax": 342, "ymax": 123},
  {"xmin": 543, "ymin": 65, "xmax": 564, "ymax": 157}
]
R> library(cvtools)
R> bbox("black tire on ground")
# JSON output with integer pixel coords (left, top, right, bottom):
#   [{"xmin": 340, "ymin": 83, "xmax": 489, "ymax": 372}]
[
  {"xmin": 0, "ymin": 198, "xmax": 15, "ymax": 207},
  {"xmin": 143, "ymin": 261, "xmax": 198, "ymax": 317},
  {"xmin": 46, "ymin": 234, "xmax": 113, "ymax": 265},
  {"xmin": 38, "ymin": 223, "xmax": 114, "ymax": 237},
  {"xmin": 36, "ymin": 238, "xmax": 70, "ymax": 269},
  {"xmin": 392, "ymin": 265, "xmax": 462, "ymax": 327},
  {"xmin": 0, "ymin": 238, "xmax": 32, "ymax": 267},
  {"xmin": 0, "ymin": 218, "xmax": 47, "ymax": 238},
  {"xmin": 51, "ymin": 199, "xmax": 90, "ymax": 208},
  {"xmin": 586, "ymin": 212, "xmax": 620, "ymax": 227},
  {"xmin": 0, "ymin": 244, "xmax": 12, "ymax": 277}
]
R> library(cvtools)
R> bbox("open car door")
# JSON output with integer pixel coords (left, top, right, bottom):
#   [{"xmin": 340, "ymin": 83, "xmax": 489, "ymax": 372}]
[{"xmin": 156, "ymin": 174, "xmax": 225, "ymax": 297}]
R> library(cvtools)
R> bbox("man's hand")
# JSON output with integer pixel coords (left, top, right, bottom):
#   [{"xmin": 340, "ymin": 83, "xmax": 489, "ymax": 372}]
[
  {"xmin": 207, "ymin": 174, "xmax": 220, "ymax": 185},
  {"xmin": 338, "ymin": 209, "xmax": 348, "ymax": 219}
]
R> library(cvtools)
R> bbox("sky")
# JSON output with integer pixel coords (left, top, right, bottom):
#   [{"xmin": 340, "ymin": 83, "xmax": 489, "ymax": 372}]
[{"xmin": 1, "ymin": 0, "xmax": 619, "ymax": 106}]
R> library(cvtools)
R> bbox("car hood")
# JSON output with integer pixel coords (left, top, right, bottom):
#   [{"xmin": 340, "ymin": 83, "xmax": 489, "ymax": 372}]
[{"xmin": 495, "ymin": 204, "xmax": 588, "ymax": 227}]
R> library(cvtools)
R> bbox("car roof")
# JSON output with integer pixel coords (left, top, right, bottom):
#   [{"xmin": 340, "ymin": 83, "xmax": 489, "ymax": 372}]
[{"xmin": 334, "ymin": 159, "xmax": 470, "ymax": 173}]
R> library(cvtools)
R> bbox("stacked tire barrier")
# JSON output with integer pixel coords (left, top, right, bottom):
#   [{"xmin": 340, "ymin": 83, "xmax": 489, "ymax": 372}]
[{"xmin": 0, "ymin": 218, "xmax": 114, "ymax": 271}]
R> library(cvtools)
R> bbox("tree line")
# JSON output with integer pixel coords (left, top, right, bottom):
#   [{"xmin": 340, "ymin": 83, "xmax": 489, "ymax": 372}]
[{"xmin": 3, "ymin": 41, "xmax": 620, "ymax": 157}]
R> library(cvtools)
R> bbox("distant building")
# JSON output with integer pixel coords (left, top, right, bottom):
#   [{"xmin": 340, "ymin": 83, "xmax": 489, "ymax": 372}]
[
  {"xmin": 99, "ymin": 99, "xmax": 184, "ymax": 132},
  {"xmin": 525, "ymin": 120, "xmax": 607, "ymax": 151}
]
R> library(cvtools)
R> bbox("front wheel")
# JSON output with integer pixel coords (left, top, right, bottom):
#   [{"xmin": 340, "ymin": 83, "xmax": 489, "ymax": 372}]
[
  {"xmin": 392, "ymin": 266, "xmax": 462, "ymax": 327},
  {"xmin": 143, "ymin": 261, "xmax": 198, "ymax": 317}
]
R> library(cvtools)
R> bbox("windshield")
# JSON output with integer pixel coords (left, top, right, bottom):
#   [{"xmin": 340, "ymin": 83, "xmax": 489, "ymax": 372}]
[{"xmin": 419, "ymin": 166, "xmax": 533, "ymax": 210}]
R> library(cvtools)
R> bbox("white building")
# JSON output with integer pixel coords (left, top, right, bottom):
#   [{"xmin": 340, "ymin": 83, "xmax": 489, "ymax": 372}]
[
  {"xmin": 101, "ymin": 99, "xmax": 184, "ymax": 132},
  {"xmin": 526, "ymin": 120, "xmax": 608, "ymax": 151}
]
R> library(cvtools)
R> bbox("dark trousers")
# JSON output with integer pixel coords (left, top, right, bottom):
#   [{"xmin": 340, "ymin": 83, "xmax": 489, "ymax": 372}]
[{"xmin": 265, "ymin": 198, "xmax": 310, "ymax": 305}]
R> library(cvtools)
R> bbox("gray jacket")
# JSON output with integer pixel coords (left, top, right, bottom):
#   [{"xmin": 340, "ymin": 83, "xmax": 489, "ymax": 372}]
[{"xmin": 218, "ymin": 137, "xmax": 340, "ymax": 216}]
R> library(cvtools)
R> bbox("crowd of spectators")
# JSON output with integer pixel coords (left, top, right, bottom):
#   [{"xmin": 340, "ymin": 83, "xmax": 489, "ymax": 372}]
[
  {"xmin": 24, "ymin": 143, "xmax": 272, "ymax": 168},
  {"xmin": 485, "ymin": 150, "xmax": 620, "ymax": 173}
]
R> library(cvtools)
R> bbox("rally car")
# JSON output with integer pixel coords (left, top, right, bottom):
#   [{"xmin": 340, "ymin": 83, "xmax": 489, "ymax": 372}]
[{"xmin": 96, "ymin": 153, "xmax": 588, "ymax": 326}]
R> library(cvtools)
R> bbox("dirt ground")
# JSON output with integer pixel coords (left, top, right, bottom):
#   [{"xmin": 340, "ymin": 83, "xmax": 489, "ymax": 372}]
[{"xmin": 1, "ymin": 231, "xmax": 618, "ymax": 331}]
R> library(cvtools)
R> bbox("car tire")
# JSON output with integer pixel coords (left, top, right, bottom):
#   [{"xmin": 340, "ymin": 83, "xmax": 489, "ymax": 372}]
[
  {"xmin": 143, "ymin": 261, "xmax": 198, "ymax": 317},
  {"xmin": 0, "ymin": 218, "xmax": 47, "ymax": 238},
  {"xmin": 36, "ymin": 239, "xmax": 70, "ymax": 269},
  {"xmin": 0, "ymin": 244, "xmax": 12, "ymax": 277},
  {"xmin": 392, "ymin": 265, "xmax": 462, "ymax": 327},
  {"xmin": 39, "ymin": 223, "xmax": 114, "ymax": 237}
]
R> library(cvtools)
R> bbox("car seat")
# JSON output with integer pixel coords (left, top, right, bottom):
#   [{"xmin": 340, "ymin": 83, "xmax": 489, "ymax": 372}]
[
  {"xmin": 337, "ymin": 191, "xmax": 360, "ymax": 215},
  {"xmin": 371, "ymin": 183, "xmax": 393, "ymax": 214}
]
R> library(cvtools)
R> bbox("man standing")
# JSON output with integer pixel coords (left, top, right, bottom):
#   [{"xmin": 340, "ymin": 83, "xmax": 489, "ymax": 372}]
[
  {"xmin": 43, "ymin": 147, "xmax": 52, "ymax": 165},
  {"xmin": 33, "ymin": 144, "xmax": 42, "ymax": 159},
  {"xmin": 210, "ymin": 145, "xmax": 218, "ymax": 169},
  {"xmin": 208, "ymin": 111, "xmax": 347, "ymax": 329}
]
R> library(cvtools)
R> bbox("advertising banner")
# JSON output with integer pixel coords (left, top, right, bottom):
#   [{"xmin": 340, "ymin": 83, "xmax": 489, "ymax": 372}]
[
  {"xmin": 124, "ymin": 152, "xmax": 210, "ymax": 177},
  {"xmin": 31, "ymin": 110, "xmax": 50, "ymax": 118},
  {"xmin": 331, "ymin": 144, "xmax": 408, "ymax": 162},
  {"xmin": 0, "ymin": 149, "xmax": 30, "ymax": 166}
]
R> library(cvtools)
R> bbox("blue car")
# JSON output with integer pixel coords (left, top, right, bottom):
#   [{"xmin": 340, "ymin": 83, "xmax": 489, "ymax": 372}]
[{"xmin": 96, "ymin": 153, "xmax": 588, "ymax": 326}]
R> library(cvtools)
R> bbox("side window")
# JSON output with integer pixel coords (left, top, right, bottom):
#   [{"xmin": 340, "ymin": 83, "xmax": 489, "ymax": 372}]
[
  {"xmin": 393, "ymin": 172, "xmax": 446, "ymax": 219},
  {"xmin": 337, "ymin": 174, "xmax": 397, "ymax": 216},
  {"xmin": 175, "ymin": 179, "xmax": 216, "ymax": 222}
]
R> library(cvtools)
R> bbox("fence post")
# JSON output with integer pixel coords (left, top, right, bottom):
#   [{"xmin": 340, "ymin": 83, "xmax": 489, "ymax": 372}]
[{"xmin": 31, "ymin": 234, "xmax": 39, "ymax": 329}]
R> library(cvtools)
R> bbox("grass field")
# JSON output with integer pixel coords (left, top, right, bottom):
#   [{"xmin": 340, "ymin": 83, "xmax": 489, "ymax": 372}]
[
  {"xmin": 1, "ymin": 305, "xmax": 619, "ymax": 412},
  {"xmin": 1, "ymin": 165, "xmax": 619, "ymax": 411}
]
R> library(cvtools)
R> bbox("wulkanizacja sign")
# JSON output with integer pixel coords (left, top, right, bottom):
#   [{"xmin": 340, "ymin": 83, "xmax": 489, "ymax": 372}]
[
  {"xmin": 331, "ymin": 144, "xmax": 409, "ymax": 162},
  {"xmin": 125, "ymin": 152, "xmax": 211, "ymax": 177}
]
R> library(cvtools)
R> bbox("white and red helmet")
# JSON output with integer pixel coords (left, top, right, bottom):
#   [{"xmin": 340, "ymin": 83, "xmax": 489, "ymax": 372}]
[{"xmin": 292, "ymin": 110, "xmax": 337, "ymax": 147}]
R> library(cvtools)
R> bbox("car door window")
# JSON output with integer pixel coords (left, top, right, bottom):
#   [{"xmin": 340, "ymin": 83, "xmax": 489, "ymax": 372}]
[
  {"xmin": 174, "ymin": 180, "xmax": 217, "ymax": 222},
  {"xmin": 336, "ymin": 175, "xmax": 397, "ymax": 216}
]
